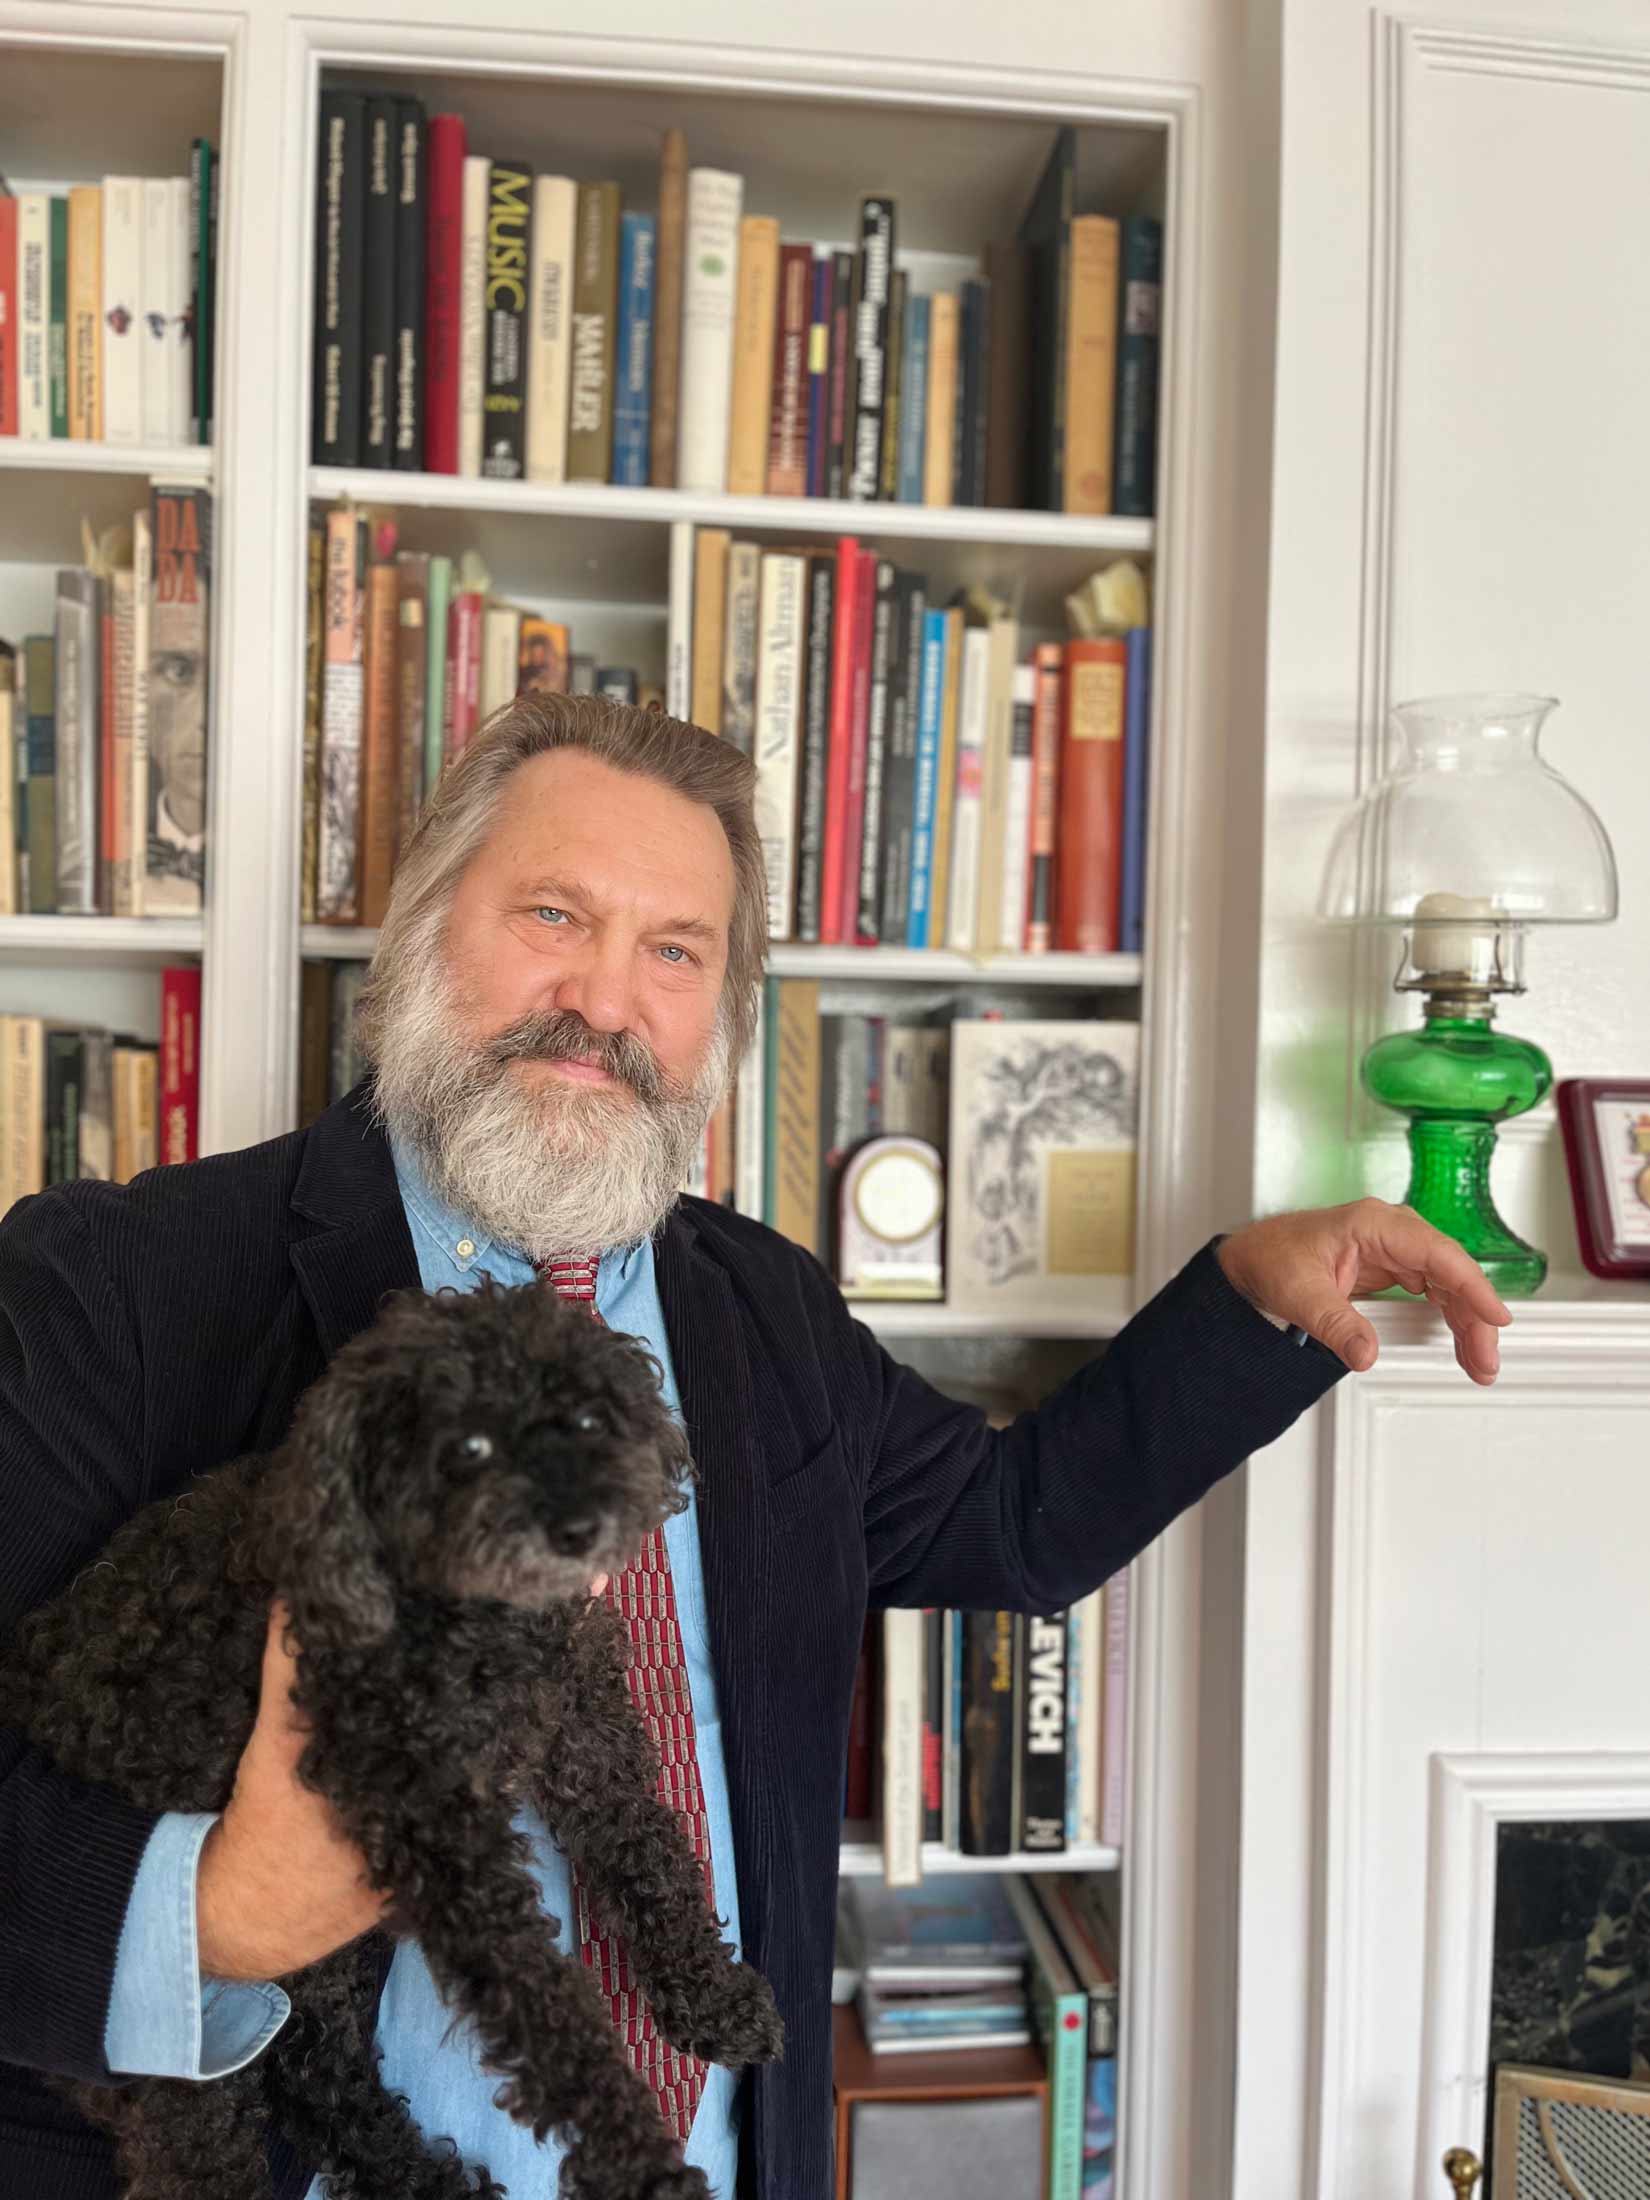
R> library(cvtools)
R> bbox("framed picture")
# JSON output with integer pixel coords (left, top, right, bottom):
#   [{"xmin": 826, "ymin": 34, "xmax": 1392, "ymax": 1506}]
[{"xmin": 1556, "ymin": 1078, "xmax": 1650, "ymax": 1279}]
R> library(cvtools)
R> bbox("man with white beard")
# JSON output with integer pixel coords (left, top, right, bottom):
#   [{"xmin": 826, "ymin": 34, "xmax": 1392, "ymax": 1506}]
[{"xmin": 0, "ymin": 694, "xmax": 1510, "ymax": 2200}]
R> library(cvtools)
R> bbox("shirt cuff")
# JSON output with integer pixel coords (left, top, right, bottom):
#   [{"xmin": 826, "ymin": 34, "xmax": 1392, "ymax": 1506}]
[{"xmin": 104, "ymin": 1811, "xmax": 292, "ymax": 2080}]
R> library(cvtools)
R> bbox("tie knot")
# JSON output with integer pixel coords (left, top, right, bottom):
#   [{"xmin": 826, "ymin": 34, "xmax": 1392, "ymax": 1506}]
[{"xmin": 540, "ymin": 1253, "xmax": 600, "ymax": 1311}]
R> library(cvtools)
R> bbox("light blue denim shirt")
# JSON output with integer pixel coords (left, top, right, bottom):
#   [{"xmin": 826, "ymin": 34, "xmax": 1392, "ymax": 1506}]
[{"xmin": 104, "ymin": 1146, "xmax": 742, "ymax": 2197}]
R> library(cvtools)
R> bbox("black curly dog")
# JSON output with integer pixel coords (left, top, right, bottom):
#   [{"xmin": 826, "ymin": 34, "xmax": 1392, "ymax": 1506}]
[{"xmin": 0, "ymin": 1283, "xmax": 783, "ymax": 2200}]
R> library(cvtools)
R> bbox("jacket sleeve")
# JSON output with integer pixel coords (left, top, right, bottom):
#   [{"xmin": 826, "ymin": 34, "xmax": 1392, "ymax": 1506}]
[
  {"xmin": 843, "ymin": 1238, "xmax": 1345, "ymax": 1612},
  {"xmin": 0, "ymin": 1185, "xmax": 163, "ymax": 2081}
]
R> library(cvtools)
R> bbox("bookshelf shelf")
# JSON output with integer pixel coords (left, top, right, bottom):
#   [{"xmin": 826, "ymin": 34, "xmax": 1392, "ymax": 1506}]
[
  {"xmin": 0, "ymin": 916, "xmax": 205, "ymax": 962},
  {"xmin": 300, "ymin": 925, "xmax": 1144, "ymax": 990},
  {"xmin": 853, "ymin": 1301, "xmax": 1130, "ymax": 1340},
  {"xmin": 308, "ymin": 466, "xmax": 1157, "ymax": 559},
  {"xmin": 0, "ymin": 440, "xmax": 213, "ymax": 483},
  {"xmin": 837, "ymin": 1831, "xmax": 1122, "ymax": 1877}
]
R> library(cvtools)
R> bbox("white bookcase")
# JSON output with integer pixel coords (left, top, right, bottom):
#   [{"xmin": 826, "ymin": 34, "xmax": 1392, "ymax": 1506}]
[{"xmin": 1, "ymin": 12, "xmax": 1231, "ymax": 2198}]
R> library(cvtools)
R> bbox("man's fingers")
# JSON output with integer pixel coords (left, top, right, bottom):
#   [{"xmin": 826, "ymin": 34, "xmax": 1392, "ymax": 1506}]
[
  {"xmin": 1302, "ymin": 1297, "xmax": 1381, "ymax": 1374},
  {"xmin": 1373, "ymin": 1206, "xmax": 1513, "ymax": 1330}
]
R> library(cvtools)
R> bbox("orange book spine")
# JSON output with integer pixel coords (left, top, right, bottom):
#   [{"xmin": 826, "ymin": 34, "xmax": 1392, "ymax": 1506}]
[
  {"xmin": 1026, "ymin": 641, "xmax": 1064, "ymax": 953},
  {"xmin": 358, "ymin": 560, "xmax": 402, "ymax": 925},
  {"xmin": 726, "ymin": 216, "xmax": 780, "ymax": 497},
  {"xmin": 1063, "ymin": 217, "xmax": 1120, "ymax": 517},
  {"xmin": 1055, "ymin": 637, "xmax": 1126, "ymax": 953}
]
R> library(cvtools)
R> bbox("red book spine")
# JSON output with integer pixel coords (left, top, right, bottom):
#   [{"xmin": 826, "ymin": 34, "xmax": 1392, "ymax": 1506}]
[
  {"xmin": 1055, "ymin": 636, "xmax": 1127, "ymax": 953},
  {"xmin": 423, "ymin": 114, "xmax": 467, "ymax": 475},
  {"xmin": 817, "ymin": 535, "xmax": 860, "ymax": 944},
  {"xmin": 836, "ymin": 547, "xmax": 877, "ymax": 942},
  {"xmin": 0, "ymin": 196, "xmax": 17, "ymax": 437},
  {"xmin": 766, "ymin": 243, "xmax": 812, "ymax": 497},
  {"xmin": 1026, "ymin": 641, "xmax": 1064, "ymax": 952},
  {"xmin": 160, "ymin": 964, "xmax": 202, "ymax": 1165},
  {"xmin": 99, "ymin": 600, "xmax": 116, "ymax": 913},
  {"xmin": 443, "ymin": 589, "xmax": 483, "ymax": 758}
]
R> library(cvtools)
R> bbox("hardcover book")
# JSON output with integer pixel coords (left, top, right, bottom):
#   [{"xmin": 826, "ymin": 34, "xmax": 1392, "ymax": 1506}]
[
  {"xmin": 611, "ymin": 212, "xmax": 656, "ymax": 488},
  {"xmin": 361, "ymin": 99, "xmax": 398, "ymax": 468},
  {"xmin": 567, "ymin": 181, "xmax": 620, "ymax": 484},
  {"xmin": 649, "ymin": 129, "xmax": 688, "ymax": 490},
  {"xmin": 481, "ymin": 159, "xmax": 532, "ymax": 479},
  {"xmin": 53, "ymin": 569, "xmax": 99, "ymax": 914},
  {"xmin": 848, "ymin": 196, "xmax": 895, "ymax": 501},
  {"xmin": 525, "ymin": 175, "xmax": 577, "ymax": 485},
  {"xmin": 312, "ymin": 93, "xmax": 365, "ymax": 465},
  {"xmin": 392, "ymin": 99, "xmax": 427, "ymax": 470},
  {"xmin": 145, "ymin": 485, "xmax": 210, "ymax": 913},
  {"xmin": 677, "ymin": 169, "xmax": 743, "ymax": 494}
]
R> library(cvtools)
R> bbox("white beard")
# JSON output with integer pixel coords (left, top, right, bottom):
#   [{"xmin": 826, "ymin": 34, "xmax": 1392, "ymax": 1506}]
[{"xmin": 369, "ymin": 975, "xmax": 730, "ymax": 1261}]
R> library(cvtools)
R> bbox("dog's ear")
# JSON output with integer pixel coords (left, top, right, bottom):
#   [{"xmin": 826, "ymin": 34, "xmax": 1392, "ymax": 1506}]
[{"xmin": 260, "ymin": 1357, "xmax": 398, "ymax": 1651}]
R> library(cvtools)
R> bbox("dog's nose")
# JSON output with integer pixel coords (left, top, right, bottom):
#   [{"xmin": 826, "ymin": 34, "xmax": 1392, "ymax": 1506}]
[{"xmin": 552, "ymin": 1517, "xmax": 599, "ymax": 1557}]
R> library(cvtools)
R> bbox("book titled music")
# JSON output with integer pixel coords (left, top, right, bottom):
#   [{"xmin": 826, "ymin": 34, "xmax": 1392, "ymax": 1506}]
[
  {"xmin": 568, "ymin": 182, "xmax": 620, "ymax": 484},
  {"xmin": 312, "ymin": 93, "xmax": 365, "ymax": 465},
  {"xmin": 727, "ymin": 216, "xmax": 779, "ymax": 497},
  {"xmin": 848, "ymin": 197, "xmax": 895, "ymax": 502},
  {"xmin": 457, "ymin": 154, "xmax": 489, "ymax": 477},
  {"xmin": 392, "ymin": 99, "xmax": 427, "ymax": 470},
  {"xmin": 1055, "ymin": 636, "xmax": 1126, "ymax": 952},
  {"xmin": 160, "ymin": 964, "xmax": 202, "ymax": 1165},
  {"xmin": 361, "ymin": 99, "xmax": 398, "ymax": 468},
  {"xmin": 423, "ymin": 113, "xmax": 467, "ymax": 474},
  {"xmin": 752, "ymin": 550, "xmax": 807, "ymax": 939},
  {"xmin": 677, "ymin": 169, "xmax": 743, "ymax": 494},
  {"xmin": 481, "ymin": 158, "xmax": 532, "ymax": 479},
  {"xmin": 612, "ymin": 212, "xmax": 656, "ymax": 488}
]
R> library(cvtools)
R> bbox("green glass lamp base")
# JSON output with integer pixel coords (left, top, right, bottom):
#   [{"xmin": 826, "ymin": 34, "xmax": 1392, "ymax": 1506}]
[{"xmin": 1361, "ymin": 1011, "xmax": 1554, "ymax": 1299}]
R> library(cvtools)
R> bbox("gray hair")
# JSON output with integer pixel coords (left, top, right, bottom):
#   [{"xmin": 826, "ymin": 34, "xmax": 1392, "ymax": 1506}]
[{"xmin": 357, "ymin": 692, "xmax": 767, "ymax": 1067}]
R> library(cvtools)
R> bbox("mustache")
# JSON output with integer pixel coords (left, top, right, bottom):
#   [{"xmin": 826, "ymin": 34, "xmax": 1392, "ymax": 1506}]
[{"xmin": 484, "ymin": 1010, "xmax": 673, "ymax": 1107}]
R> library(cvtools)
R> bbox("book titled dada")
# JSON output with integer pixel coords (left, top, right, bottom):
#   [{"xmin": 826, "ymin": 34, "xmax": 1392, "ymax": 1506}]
[{"xmin": 946, "ymin": 1020, "xmax": 1137, "ymax": 1319}]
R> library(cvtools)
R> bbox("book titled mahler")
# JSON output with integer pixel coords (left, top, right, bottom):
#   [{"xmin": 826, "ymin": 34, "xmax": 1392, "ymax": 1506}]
[{"xmin": 481, "ymin": 158, "xmax": 532, "ymax": 480}]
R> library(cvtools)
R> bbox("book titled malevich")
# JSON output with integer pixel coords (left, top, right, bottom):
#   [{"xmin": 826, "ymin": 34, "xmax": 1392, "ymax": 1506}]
[{"xmin": 946, "ymin": 1020, "xmax": 1138, "ymax": 1320}]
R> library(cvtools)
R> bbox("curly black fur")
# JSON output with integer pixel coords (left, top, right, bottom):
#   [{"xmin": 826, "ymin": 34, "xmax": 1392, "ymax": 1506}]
[{"xmin": 0, "ymin": 1283, "xmax": 783, "ymax": 2200}]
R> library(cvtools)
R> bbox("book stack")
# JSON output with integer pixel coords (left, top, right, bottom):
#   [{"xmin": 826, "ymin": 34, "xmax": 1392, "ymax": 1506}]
[
  {"xmin": 0, "ymin": 148, "xmax": 219, "ymax": 446},
  {"xmin": 0, "ymin": 485, "xmax": 213, "ymax": 918},
  {"xmin": 838, "ymin": 1874, "xmax": 1031, "ymax": 2056},
  {"xmin": 860, "ymin": 1576, "xmax": 1130, "ymax": 1881},
  {"xmin": 301, "ymin": 500, "xmax": 661, "ymax": 926},
  {"xmin": 0, "ymin": 964, "xmax": 200, "ymax": 1212},
  {"xmin": 1005, "ymin": 1875, "xmax": 1119, "ymax": 2200},
  {"xmin": 683, "ymin": 527, "xmax": 1151, "ymax": 956},
  {"xmin": 308, "ymin": 106, "xmax": 1160, "ymax": 515}
]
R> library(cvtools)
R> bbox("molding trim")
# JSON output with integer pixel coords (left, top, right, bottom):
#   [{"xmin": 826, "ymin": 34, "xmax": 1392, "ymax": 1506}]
[{"xmin": 1416, "ymin": 1750, "xmax": 1650, "ymax": 2186}]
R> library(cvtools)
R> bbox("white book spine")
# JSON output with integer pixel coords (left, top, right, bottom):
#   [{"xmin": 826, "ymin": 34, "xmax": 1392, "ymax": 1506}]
[
  {"xmin": 999, "ymin": 662, "xmax": 1036, "ymax": 950},
  {"xmin": 17, "ymin": 195, "xmax": 49, "ymax": 437},
  {"xmin": 944, "ymin": 626, "xmax": 991, "ymax": 949},
  {"xmin": 169, "ymin": 179, "xmax": 191, "ymax": 444},
  {"xmin": 881, "ymin": 1608, "xmax": 924, "ymax": 1888},
  {"xmin": 1099, "ymin": 1568, "xmax": 1130, "ymax": 1848},
  {"xmin": 110, "ymin": 568, "xmax": 136, "ymax": 915},
  {"xmin": 751, "ymin": 551, "xmax": 806, "ymax": 940},
  {"xmin": 666, "ymin": 519, "xmax": 694, "ymax": 719},
  {"xmin": 526, "ymin": 176, "xmax": 577, "ymax": 486},
  {"xmin": 102, "ymin": 178, "xmax": 144, "ymax": 445},
  {"xmin": 129, "ymin": 511, "xmax": 152, "ymax": 917},
  {"xmin": 139, "ymin": 180, "xmax": 173, "ymax": 445},
  {"xmin": 733, "ymin": 996, "xmax": 765, "ymax": 1221},
  {"xmin": 480, "ymin": 606, "xmax": 521, "ymax": 719},
  {"xmin": 676, "ymin": 169, "xmax": 743, "ymax": 495},
  {"xmin": 1069, "ymin": 1588, "xmax": 1104, "ymax": 1844},
  {"xmin": 458, "ymin": 155, "xmax": 489, "ymax": 479}
]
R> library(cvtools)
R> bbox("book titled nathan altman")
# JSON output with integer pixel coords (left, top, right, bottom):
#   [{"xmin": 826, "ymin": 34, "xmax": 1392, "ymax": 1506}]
[{"xmin": 145, "ymin": 483, "xmax": 211, "ymax": 913}]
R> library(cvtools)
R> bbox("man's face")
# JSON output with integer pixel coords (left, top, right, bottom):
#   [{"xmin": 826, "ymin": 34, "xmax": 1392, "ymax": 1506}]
[{"xmin": 445, "ymin": 748, "xmax": 735, "ymax": 1105}]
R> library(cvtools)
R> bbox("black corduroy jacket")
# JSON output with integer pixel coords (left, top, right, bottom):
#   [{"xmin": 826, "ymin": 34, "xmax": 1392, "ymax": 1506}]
[{"xmin": 0, "ymin": 1083, "xmax": 1341, "ymax": 2199}]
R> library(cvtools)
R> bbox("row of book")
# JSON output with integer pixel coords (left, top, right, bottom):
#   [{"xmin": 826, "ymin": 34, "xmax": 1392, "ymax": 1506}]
[
  {"xmin": 850, "ymin": 1574, "xmax": 1129, "ymax": 1872},
  {"xmin": 679, "ymin": 529, "xmax": 1151, "ymax": 955},
  {"xmin": 0, "ymin": 150, "xmax": 219, "ymax": 446},
  {"xmin": 0, "ymin": 486, "xmax": 212, "ymax": 918},
  {"xmin": 0, "ymin": 967, "xmax": 201, "ymax": 1214},
  {"xmin": 310, "ymin": 103, "xmax": 1160, "ymax": 519},
  {"xmin": 301, "ymin": 502, "xmax": 660, "ymax": 926},
  {"xmin": 837, "ymin": 1871, "xmax": 1116, "ymax": 2196}
]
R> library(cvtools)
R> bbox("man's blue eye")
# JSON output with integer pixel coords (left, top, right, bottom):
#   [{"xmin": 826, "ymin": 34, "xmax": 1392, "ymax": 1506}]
[
  {"xmin": 659, "ymin": 944, "xmax": 685, "ymax": 963},
  {"xmin": 535, "ymin": 907, "xmax": 568, "ymax": 925}
]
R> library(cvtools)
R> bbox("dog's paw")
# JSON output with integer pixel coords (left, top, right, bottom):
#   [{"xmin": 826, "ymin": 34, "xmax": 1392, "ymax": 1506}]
[{"xmin": 680, "ymin": 1963, "xmax": 784, "ymax": 2069}]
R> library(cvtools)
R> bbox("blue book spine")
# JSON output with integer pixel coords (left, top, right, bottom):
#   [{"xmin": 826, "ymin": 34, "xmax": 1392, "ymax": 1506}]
[
  {"xmin": 896, "ymin": 294, "xmax": 929, "ymax": 504},
  {"xmin": 805, "ymin": 252, "xmax": 832, "ymax": 499},
  {"xmin": 903, "ymin": 611, "xmax": 947, "ymax": 947},
  {"xmin": 611, "ymin": 212, "xmax": 656, "ymax": 488},
  {"xmin": 1121, "ymin": 627, "xmax": 1152, "ymax": 953},
  {"xmin": 1113, "ymin": 215, "xmax": 1162, "ymax": 518}
]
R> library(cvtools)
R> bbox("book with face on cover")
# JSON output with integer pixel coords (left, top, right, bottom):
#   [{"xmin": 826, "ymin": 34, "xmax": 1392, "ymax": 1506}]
[{"xmin": 946, "ymin": 1019, "xmax": 1138, "ymax": 1322}]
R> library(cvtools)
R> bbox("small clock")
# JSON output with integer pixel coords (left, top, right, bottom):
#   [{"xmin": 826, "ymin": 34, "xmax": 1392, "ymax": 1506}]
[{"xmin": 839, "ymin": 1136, "xmax": 944, "ymax": 1301}]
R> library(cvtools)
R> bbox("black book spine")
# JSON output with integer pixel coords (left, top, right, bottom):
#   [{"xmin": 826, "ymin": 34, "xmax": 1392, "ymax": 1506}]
[
  {"xmin": 1017, "ymin": 1610, "xmax": 1069, "ymax": 1853},
  {"xmin": 959, "ymin": 1609, "xmax": 1016, "ymax": 1856},
  {"xmin": 825, "ymin": 249, "xmax": 854, "ymax": 502},
  {"xmin": 855, "ymin": 559, "xmax": 897, "ymax": 943},
  {"xmin": 877, "ymin": 570, "xmax": 925, "ymax": 940},
  {"xmin": 205, "ymin": 143, "xmax": 219, "ymax": 445},
  {"xmin": 45, "ymin": 1030, "xmax": 83, "ymax": 1186},
  {"xmin": 482, "ymin": 158, "xmax": 533, "ymax": 480},
  {"xmin": 921, "ymin": 1608, "xmax": 944, "ymax": 1845},
  {"xmin": 956, "ymin": 277, "xmax": 991, "ymax": 507},
  {"xmin": 312, "ymin": 91, "xmax": 366, "ymax": 466},
  {"xmin": 361, "ymin": 97, "xmax": 397, "ymax": 468},
  {"xmin": 794, "ymin": 552, "xmax": 836, "ymax": 943},
  {"xmin": 392, "ymin": 99, "xmax": 427, "ymax": 472},
  {"xmin": 848, "ymin": 196, "xmax": 894, "ymax": 502}
]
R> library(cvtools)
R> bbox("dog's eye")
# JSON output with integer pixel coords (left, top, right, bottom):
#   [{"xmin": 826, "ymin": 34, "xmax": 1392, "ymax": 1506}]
[
  {"xmin": 573, "ymin": 1410, "xmax": 601, "ymax": 1435},
  {"xmin": 461, "ymin": 1433, "xmax": 494, "ymax": 1460}
]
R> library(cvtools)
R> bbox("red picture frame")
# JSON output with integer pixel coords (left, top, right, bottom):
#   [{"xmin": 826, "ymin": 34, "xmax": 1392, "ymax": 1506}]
[{"xmin": 1556, "ymin": 1079, "xmax": 1650, "ymax": 1279}]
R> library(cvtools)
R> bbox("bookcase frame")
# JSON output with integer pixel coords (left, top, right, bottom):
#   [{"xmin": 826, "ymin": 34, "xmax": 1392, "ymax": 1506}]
[{"xmin": 1, "ymin": 12, "xmax": 1226, "ymax": 2199}]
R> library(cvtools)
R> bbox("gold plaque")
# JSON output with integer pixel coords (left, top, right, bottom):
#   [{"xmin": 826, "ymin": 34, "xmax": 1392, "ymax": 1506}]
[{"xmin": 1046, "ymin": 1150, "xmax": 1135, "ymax": 1276}]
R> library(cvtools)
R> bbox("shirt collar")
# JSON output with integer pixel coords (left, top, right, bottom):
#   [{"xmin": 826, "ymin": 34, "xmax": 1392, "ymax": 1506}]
[{"xmin": 388, "ymin": 1134, "xmax": 651, "ymax": 1285}]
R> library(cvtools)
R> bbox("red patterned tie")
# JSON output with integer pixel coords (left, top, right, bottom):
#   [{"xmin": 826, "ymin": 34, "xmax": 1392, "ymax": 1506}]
[{"xmin": 539, "ymin": 1252, "xmax": 713, "ymax": 2143}]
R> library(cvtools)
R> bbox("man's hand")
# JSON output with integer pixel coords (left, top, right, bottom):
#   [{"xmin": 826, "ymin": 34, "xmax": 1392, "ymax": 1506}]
[
  {"xmin": 1216, "ymin": 1198, "xmax": 1512, "ymax": 1386},
  {"xmin": 196, "ymin": 1602, "xmax": 389, "ymax": 1981}
]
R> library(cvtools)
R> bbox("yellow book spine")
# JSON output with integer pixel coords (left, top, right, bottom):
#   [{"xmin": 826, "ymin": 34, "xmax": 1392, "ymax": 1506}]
[
  {"xmin": 691, "ymin": 528, "xmax": 732, "ymax": 736},
  {"xmin": 726, "ymin": 216, "xmax": 780, "ymax": 498},
  {"xmin": 772, "ymin": 978, "xmax": 821, "ymax": 1257},
  {"xmin": 1063, "ymin": 216, "xmax": 1120, "ymax": 517},
  {"xmin": 68, "ymin": 186, "xmax": 103, "ymax": 441}
]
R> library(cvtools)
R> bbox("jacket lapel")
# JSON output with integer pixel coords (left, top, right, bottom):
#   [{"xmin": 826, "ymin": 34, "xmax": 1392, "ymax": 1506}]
[
  {"xmin": 656, "ymin": 1206, "xmax": 777, "ymax": 1977},
  {"xmin": 289, "ymin": 1083, "xmax": 421, "ymax": 1360}
]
